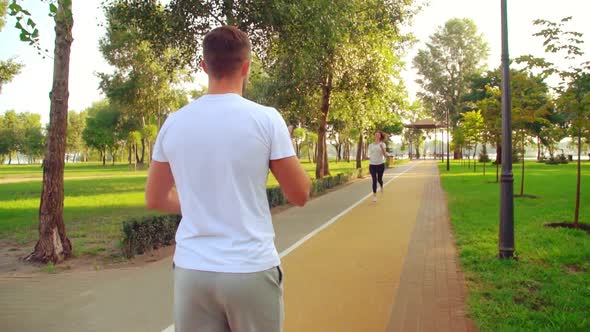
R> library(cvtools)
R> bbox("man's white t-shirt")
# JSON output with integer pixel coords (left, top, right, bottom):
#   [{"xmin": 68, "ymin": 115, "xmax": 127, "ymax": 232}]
[{"xmin": 152, "ymin": 93, "xmax": 295, "ymax": 273}]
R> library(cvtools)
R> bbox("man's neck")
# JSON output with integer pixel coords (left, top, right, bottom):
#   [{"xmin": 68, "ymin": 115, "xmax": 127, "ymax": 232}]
[{"xmin": 207, "ymin": 77, "xmax": 244, "ymax": 95}]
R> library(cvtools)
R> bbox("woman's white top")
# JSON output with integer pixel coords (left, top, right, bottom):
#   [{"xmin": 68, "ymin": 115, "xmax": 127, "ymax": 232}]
[{"xmin": 369, "ymin": 142, "xmax": 386, "ymax": 165}]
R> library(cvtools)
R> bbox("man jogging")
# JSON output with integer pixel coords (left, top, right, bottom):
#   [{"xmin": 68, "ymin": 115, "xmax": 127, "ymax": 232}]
[{"xmin": 145, "ymin": 25, "xmax": 311, "ymax": 332}]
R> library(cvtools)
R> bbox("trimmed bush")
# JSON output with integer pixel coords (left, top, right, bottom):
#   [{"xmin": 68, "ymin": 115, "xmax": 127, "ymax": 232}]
[
  {"xmin": 559, "ymin": 153, "xmax": 569, "ymax": 164},
  {"xmin": 121, "ymin": 214, "xmax": 181, "ymax": 258},
  {"xmin": 267, "ymin": 186, "xmax": 287, "ymax": 208},
  {"xmin": 479, "ymin": 153, "xmax": 491, "ymax": 163}
]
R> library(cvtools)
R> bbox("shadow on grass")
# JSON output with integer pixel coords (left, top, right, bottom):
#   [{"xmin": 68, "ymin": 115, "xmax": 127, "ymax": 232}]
[
  {"xmin": 0, "ymin": 176, "xmax": 147, "ymax": 202},
  {"xmin": 545, "ymin": 222, "xmax": 590, "ymax": 235},
  {"xmin": 514, "ymin": 194, "xmax": 539, "ymax": 199}
]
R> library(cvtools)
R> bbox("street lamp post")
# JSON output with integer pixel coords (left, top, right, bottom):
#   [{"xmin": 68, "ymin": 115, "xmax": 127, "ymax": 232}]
[{"xmin": 499, "ymin": 0, "xmax": 515, "ymax": 259}]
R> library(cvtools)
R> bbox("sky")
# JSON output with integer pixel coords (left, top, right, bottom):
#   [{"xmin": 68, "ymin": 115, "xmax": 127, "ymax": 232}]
[{"xmin": 0, "ymin": 0, "xmax": 589, "ymax": 124}]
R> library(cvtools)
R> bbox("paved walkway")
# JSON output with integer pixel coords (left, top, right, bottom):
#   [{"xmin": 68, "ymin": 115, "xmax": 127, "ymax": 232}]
[{"xmin": 0, "ymin": 161, "xmax": 473, "ymax": 332}]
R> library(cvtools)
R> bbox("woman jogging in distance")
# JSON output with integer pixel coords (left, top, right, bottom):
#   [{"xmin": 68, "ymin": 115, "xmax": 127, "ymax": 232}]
[{"xmin": 368, "ymin": 131, "xmax": 390, "ymax": 202}]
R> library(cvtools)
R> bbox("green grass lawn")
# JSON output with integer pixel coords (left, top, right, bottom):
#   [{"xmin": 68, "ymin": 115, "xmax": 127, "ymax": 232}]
[
  {"xmin": 0, "ymin": 159, "xmax": 372, "ymax": 257},
  {"xmin": 440, "ymin": 160, "xmax": 590, "ymax": 331}
]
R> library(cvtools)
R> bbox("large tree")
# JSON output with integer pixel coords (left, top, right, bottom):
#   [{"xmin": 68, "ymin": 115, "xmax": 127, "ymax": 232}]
[
  {"xmin": 9, "ymin": 0, "xmax": 75, "ymax": 263},
  {"xmin": 558, "ymin": 74, "xmax": 590, "ymax": 227},
  {"xmin": 521, "ymin": 17, "xmax": 590, "ymax": 227},
  {"xmin": 0, "ymin": 110, "xmax": 23, "ymax": 163},
  {"xmin": 413, "ymin": 18, "xmax": 489, "ymax": 160},
  {"xmin": 82, "ymin": 100, "xmax": 122, "ymax": 166},
  {"xmin": 99, "ymin": 1, "xmax": 189, "ymax": 164},
  {"xmin": 510, "ymin": 70, "xmax": 552, "ymax": 197},
  {"xmin": 268, "ymin": 0, "xmax": 414, "ymax": 178},
  {"xmin": 66, "ymin": 110, "xmax": 87, "ymax": 162},
  {"xmin": 460, "ymin": 110, "xmax": 484, "ymax": 171}
]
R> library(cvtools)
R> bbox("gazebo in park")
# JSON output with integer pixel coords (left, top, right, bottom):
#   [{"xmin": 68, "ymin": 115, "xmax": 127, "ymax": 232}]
[{"xmin": 404, "ymin": 118, "xmax": 446, "ymax": 160}]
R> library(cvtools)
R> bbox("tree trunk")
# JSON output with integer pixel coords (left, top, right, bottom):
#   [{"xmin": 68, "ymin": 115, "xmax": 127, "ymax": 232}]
[
  {"xmin": 128, "ymin": 146, "xmax": 132, "ymax": 165},
  {"xmin": 135, "ymin": 144, "xmax": 141, "ymax": 164},
  {"xmin": 473, "ymin": 144, "xmax": 477, "ymax": 172},
  {"xmin": 140, "ymin": 139, "xmax": 145, "ymax": 164},
  {"xmin": 26, "ymin": 1, "xmax": 73, "ymax": 264},
  {"xmin": 133, "ymin": 144, "xmax": 137, "ymax": 171},
  {"xmin": 147, "ymin": 139, "xmax": 153, "ymax": 165},
  {"xmin": 496, "ymin": 141, "xmax": 502, "ymax": 165},
  {"xmin": 537, "ymin": 136, "xmax": 541, "ymax": 160},
  {"xmin": 520, "ymin": 140, "xmax": 525, "ymax": 196},
  {"xmin": 347, "ymin": 141, "xmax": 351, "ymax": 162},
  {"xmin": 103, "ymin": 150, "xmax": 106, "ymax": 166},
  {"xmin": 8, "ymin": 152, "xmax": 11, "ymax": 165},
  {"xmin": 315, "ymin": 77, "xmax": 332, "ymax": 179},
  {"xmin": 356, "ymin": 132, "xmax": 363, "ymax": 169},
  {"xmin": 574, "ymin": 134, "xmax": 581, "ymax": 227}
]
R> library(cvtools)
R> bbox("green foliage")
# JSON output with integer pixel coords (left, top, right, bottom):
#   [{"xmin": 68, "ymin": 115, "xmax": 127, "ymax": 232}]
[
  {"xmin": 7, "ymin": 0, "xmax": 71, "ymax": 58},
  {"xmin": 0, "ymin": 110, "xmax": 44, "ymax": 163},
  {"xmin": 460, "ymin": 110, "xmax": 484, "ymax": 150},
  {"xmin": 43, "ymin": 262, "xmax": 56, "ymax": 274},
  {"xmin": 141, "ymin": 124, "xmax": 157, "ymax": 142},
  {"xmin": 99, "ymin": 0, "xmax": 189, "ymax": 152},
  {"xmin": 67, "ymin": 110, "xmax": 87, "ymax": 157},
  {"xmin": 379, "ymin": 122, "xmax": 405, "ymax": 136},
  {"xmin": 0, "ymin": 58, "xmax": 23, "ymax": 93},
  {"xmin": 121, "ymin": 214, "xmax": 181, "ymax": 258},
  {"xmin": 82, "ymin": 100, "xmax": 122, "ymax": 160},
  {"xmin": 414, "ymin": 18, "xmax": 489, "ymax": 126},
  {"xmin": 127, "ymin": 130, "xmax": 141, "ymax": 145},
  {"xmin": 0, "ymin": 0, "xmax": 8, "ymax": 30},
  {"xmin": 558, "ymin": 73, "xmax": 590, "ymax": 140},
  {"xmin": 292, "ymin": 128, "xmax": 306, "ymax": 142}
]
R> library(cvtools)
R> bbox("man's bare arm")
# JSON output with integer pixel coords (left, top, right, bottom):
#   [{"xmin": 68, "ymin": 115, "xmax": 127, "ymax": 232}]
[
  {"xmin": 270, "ymin": 156, "xmax": 311, "ymax": 207},
  {"xmin": 145, "ymin": 161, "xmax": 181, "ymax": 214}
]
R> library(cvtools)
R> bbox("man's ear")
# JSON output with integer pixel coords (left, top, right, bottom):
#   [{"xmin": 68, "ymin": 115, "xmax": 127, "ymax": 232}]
[
  {"xmin": 201, "ymin": 60, "xmax": 208, "ymax": 74},
  {"xmin": 241, "ymin": 59, "xmax": 251, "ymax": 77}
]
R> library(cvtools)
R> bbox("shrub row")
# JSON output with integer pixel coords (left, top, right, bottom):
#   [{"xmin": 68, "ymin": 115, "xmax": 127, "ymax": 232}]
[
  {"xmin": 121, "ymin": 214, "xmax": 181, "ymax": 258},
  {"xmin": 542, "ymin": 154, "xmax": 569, "ymax": 165},
  {"xmin": 121, "ymin": 167, "xmax": 369, "ymax": 258}
]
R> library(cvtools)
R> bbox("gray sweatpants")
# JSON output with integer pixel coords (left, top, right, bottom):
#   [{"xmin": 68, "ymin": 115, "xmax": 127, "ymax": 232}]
[{"xmin": 174, "ymin": 265, "xmax": 284, "ymax": 332}]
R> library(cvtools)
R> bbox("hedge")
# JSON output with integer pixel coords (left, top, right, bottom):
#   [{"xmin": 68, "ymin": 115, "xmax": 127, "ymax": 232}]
[
  {"xmin": 121, "ymin": 167, "xmax": 369, "ymax": 258},
  {"xmin": 121, "ymin": 214, "xmax": 181, "ymax": 258}
]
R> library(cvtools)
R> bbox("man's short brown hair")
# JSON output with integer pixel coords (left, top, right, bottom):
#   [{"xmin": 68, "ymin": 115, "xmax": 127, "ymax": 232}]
[{"xmin": 203, "ymin": 26, "xmax": 251, "ymax": 78}]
